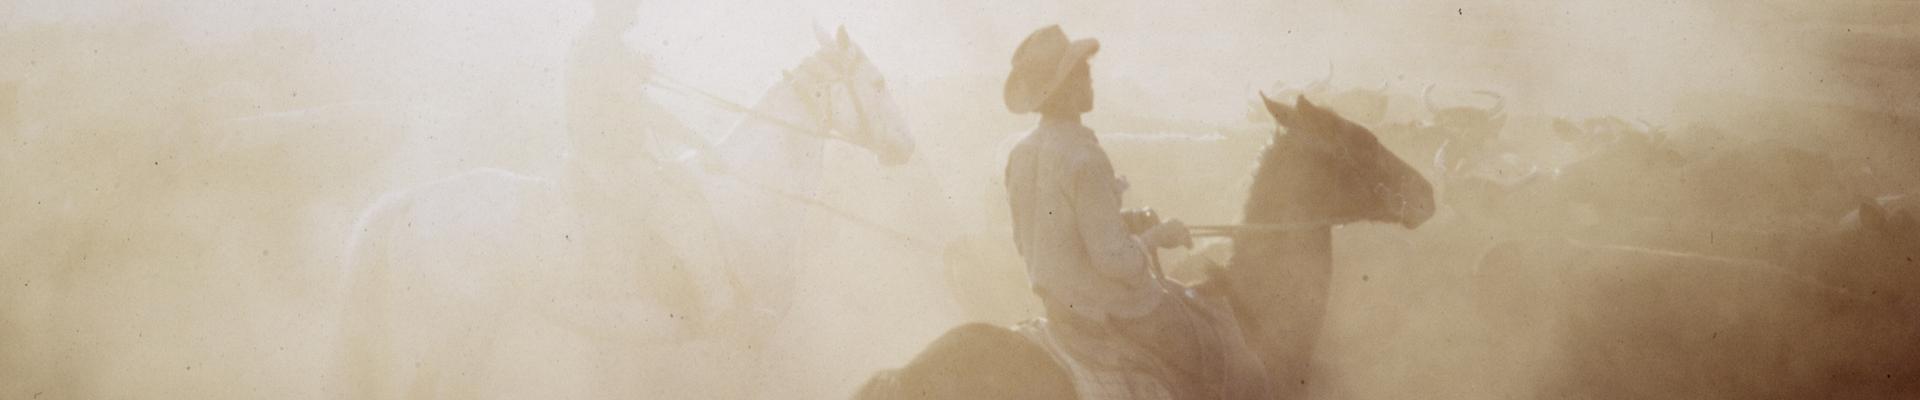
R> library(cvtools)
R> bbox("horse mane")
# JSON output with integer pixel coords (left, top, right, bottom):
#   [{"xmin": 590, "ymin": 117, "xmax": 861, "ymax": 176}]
[
  {"xmin": 1242, "ymin": 136, "xmax": 1294, "ymax": 224},
  {"xmin": 789, "ymin": 35, "xmax": 864, "ymax": 82},
  {"xmin": 1240, "ymin": 94, "xmax": 1433, "ymax": 231},
  {"xmin": 1240, "ymin": 120, "xmax": 1342, "ymax": 225}
]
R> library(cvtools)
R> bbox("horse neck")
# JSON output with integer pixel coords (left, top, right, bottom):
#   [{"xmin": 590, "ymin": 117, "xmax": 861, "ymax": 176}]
[
  {"xmin": 716, "ymin": 77, "xmax": 830, "ymax": 186},
  {"xmin": 1228, "ymin": 222, "xmax": 1334, "ymax": 277},
  {"xmin": 1228, "ymin": 148, "xmax": 1337, "ymax": 277}
]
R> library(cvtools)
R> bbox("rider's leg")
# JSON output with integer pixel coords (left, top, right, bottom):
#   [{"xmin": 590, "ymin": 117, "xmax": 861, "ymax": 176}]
[
  {"xmin": 1108, "ymin": 291, "xmax": 1217, "ymax": 394},
  {"xmin": 1189, "ymin": 293, "xmax": 1274, "ymax": 400}
]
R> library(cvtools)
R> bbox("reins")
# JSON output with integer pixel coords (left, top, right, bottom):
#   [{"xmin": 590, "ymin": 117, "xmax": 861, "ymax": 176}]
[
  {"xmin": 644, "ymin": 57, "xmax": 1329, "ymax": 252},
  {"xmin": 643, "ymin": 70, "xmax": 855, "ymax": 145},
  {"xmin": 1188, "ymin": 217, "xmax": 1341, "ymax": 238},
  {"xmin": 640, "ymin": 60, "xmax": 941, "ymax": 255},
  {"xmin": 720, "ymin": 171, "xmax": 939, "ymax": 254}
]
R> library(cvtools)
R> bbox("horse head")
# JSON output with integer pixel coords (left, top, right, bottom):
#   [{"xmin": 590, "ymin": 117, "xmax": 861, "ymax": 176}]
[
  {"xmin": 1253, "ymin": 93, "xmax": 1435, "ymax": 229},
  {"xmin": 789, "ymin": 25, "xmax": 914, "ymax": 166}
]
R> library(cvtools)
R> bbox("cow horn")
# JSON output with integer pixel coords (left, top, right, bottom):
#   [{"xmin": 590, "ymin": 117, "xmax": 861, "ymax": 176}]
[
  {"xmin": 1637, "ymin": 118, "xmax": 1668, "ymax": 145},
  {"xmin": 1474, "ymin": 90, "xmax": 1505, "ymax": 117},
  {"xmin": 1424, "ymin": 83, "xmax": 1441, "ymax": 114},
  {"xmin": 1307, "ymin": 61, "xmax": 1334, "ymax": 92}
]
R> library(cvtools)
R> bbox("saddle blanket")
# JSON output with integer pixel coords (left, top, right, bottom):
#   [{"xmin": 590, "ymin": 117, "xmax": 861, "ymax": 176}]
[{"xmin": 1013, "ymin": 318, "xmax": 1179, "ymax": 400}]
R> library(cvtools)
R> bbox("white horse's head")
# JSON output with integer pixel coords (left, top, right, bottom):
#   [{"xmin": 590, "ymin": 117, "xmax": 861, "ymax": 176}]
[{"xmin": 788, "ymin": 25, "xmax": 914, "ymax": 166}]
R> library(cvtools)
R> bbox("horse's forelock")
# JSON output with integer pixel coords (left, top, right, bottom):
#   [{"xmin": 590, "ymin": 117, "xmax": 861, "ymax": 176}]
[
  {"xmin": 791, "ymin": 48, "xmax": 866, "ymax": 84},
  {"xmin": 805, "ymin": 43, "xmax": 865, "ymax": 72}
]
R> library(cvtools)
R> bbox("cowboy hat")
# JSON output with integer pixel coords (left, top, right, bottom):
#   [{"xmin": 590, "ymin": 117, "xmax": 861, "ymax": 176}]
[{"xmin": 1004, "ymin": 25, "xmax": 1099, "ymax": 114}]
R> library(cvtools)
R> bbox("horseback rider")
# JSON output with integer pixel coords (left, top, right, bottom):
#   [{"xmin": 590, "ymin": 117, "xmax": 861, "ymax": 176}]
[
  {"xmin": 1002, "ymin": 25, "xmax": 1270, "ymax": 399},
  {"xmin": 564, "ymin": 0, "xmax": 734, "ymax": 338}
]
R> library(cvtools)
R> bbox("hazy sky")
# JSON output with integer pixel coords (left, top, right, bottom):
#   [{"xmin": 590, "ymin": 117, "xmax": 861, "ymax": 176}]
[{"xmin": 7, "ymin": 0, "xmax": 1890, "ymax": 127}]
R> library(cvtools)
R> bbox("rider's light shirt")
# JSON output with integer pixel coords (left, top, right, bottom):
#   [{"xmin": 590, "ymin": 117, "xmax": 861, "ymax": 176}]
[{"xmin": 1005, "ymin": 115, "xmax": 1161, "ymax": 324}]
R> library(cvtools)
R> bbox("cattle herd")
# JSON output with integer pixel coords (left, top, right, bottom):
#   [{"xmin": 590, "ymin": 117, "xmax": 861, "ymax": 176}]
[
  {"xmin": 1246, "ymin": 78, "xmax": 1918, "ymax": 398},
  {"xmin": 935, "ymin": 71, "xmax": 1916, "ymax": 398}
]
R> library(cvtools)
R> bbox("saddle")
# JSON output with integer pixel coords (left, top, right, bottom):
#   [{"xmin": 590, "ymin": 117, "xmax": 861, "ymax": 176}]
[{"xmin": 1015, "ymin": 285, "xmax": 1267, "ymax": 400}]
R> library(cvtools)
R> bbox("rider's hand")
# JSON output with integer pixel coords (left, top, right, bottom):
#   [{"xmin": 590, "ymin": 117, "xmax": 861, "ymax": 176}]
[
  {"xmin": 1120, "ymin": 207, "xmax": 1159, "ymax": 235},
  {"xmin": 1140, "ymin": 218, "xmax": 1193, "ymax": 249}
]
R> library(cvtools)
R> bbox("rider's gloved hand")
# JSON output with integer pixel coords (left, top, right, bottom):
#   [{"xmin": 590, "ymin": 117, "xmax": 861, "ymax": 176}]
[
  {"xmin": 1120, "ymin": 207, "xmax": 1159, "ymax": 235},
  {"xmin": 1140, "ymin": 218, "xmax": 1193, "ymax": 249}
]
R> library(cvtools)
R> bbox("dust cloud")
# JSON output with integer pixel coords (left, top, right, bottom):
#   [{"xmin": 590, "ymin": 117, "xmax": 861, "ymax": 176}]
[{"xmin": 2, "ymin": 1, "xmax": 1915, "ymax": 399}]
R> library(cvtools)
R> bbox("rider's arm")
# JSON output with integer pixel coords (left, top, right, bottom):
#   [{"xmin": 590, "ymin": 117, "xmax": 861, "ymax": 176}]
[
  {"xmin": 1004, "ymin": 143, "xmax": 1033, "ymax": 258},
  {"xmin": 1071, "ymin": 149, "xmax": 1153, "ymax": 282},
  {"xmin": 640, "ymin": 104, "xmax": 722, "ymax": 158}
]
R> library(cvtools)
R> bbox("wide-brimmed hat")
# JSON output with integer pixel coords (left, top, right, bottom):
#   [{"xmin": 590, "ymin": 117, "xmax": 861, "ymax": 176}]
[{"xmin": 1004, "ymin": 25, "xmax": 1099, "ymax": 114}]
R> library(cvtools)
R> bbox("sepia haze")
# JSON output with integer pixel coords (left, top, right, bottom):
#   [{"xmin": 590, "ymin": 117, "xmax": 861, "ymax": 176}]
[{"xmin": 2, "ymin": 1, "xmax": 1915, "ymax": 399}]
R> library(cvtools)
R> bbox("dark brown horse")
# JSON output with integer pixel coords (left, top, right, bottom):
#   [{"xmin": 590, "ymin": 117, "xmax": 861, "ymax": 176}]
[
  {"xmin": 856, "ymin": 94, "xmax": 1435, "ymax": 399},
  {"xmin": 1226, "ymin": 94, "xmax": 1436, "ymax": 397}
]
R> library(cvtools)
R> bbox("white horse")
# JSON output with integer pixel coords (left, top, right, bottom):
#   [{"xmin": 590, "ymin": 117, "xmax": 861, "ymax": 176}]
[{"xmin": 332, "ymin": 26, "xmax": 913, "ymax": 399}]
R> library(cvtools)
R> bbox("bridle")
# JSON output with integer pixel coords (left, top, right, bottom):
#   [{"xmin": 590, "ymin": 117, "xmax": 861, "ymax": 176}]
[
  {"xmin": 788, "ymin": 52, "xmax": 877, "ymax": 148},
  {"xmin": 633, "ymin": 46, "xmax": 936, "ymax": 254},
  {"xmin": 641, "ymin": 52, "xmax": 878, "ymax": 148},
  {"xmin": 1187, "ymin": 127, "xmax": 1367, "ymax": 238}
]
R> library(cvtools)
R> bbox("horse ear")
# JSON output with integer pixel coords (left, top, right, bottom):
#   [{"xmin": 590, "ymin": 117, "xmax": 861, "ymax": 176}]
[
  {"xmin": 1296, "ymin": 94, "xmax": 1319, "ymax": 113},
  {"xmin": 1295, "ymin": 94, "xmax": 1330, "ymax": 127},
  {"xmin": 836, "ymin": 25, "xmax": 852, "ymax": 49},
  {"xmin": 1260, "ymin": 92, "xmax": 1295, "ymax": 128}
]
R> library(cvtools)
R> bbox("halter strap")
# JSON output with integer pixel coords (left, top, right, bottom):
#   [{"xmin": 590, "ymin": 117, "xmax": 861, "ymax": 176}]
[
  {"xmin": 645, "ymin": 54, "xmax": 871, "ymax": 147},
  {"xmin": 644, "ymin": 75, "xmax": 824, "ymax": 138},
  {"xmin": 789, "ymin": 55, "xmax": 874, "ymax": 147}
]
